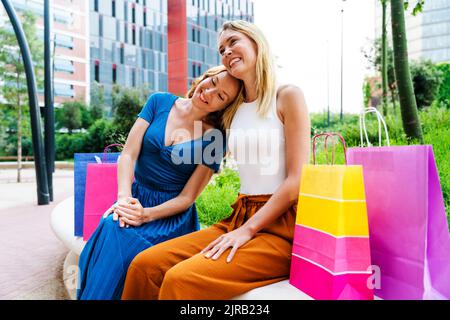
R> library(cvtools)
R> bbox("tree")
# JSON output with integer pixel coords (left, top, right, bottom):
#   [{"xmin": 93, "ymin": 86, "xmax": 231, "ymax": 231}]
[
  {"xmin": 90, "ymin": 81, "xmax": 105, "ymax": 121},
  {"xmin": 363, "ymin": 38, "xmax": 398, "ymax": 114},
  {"xmin": 381, "ymin": 0, "xmax": 389, "ymax": 116},
  {"xmin": 410, "ymin": 60, "xmax": 443, "ymax": 109},
  {"xmin": 113, "ymin": 88, "xmax": 144, "ymax": 136},
  {"xmin": 390, "ymin": 0, "xmax": 424, "ymax": 143},
  {"xmin": 363, "ymin": 79, "xmax": 372, "ymax": 109},
  {"xmin": 0, "ymin": 11, "xmax": 44, "ymax": 182},
  {"xmin": 56, "ymin": 101, "xmax": 83, "ymax": 134}
]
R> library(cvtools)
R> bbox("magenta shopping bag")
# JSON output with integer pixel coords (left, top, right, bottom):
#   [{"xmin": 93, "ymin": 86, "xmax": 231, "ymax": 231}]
[
  {"xmin": 83, "ymin": 163, "xmax": 118, "ymax": 241},
  {"xmin": 346, "ymin": 108, "xmax": 450, "ymax": 299}
]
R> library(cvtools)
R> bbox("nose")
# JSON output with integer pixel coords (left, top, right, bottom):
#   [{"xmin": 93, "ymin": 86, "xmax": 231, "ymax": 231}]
[{"xmin": 204, "ymin": 87, "xmax": 216, "ymax": 98}]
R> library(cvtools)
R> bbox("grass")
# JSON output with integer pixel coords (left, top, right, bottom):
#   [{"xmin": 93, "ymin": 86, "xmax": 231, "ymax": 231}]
[{"xmin": 195, "ymin": 167, "xmax": 240, "ymax": 227}]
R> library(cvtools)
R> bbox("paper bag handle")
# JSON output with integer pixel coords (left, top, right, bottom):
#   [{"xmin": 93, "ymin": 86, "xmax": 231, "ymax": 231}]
[
  {"xmin": 359, "ymin": 107, "xmax": 390, "ymax": 147},
  {"xmin": 312, "ymin": 132, "xmax": 347, "ymax": 165},
  {"xmin": 102, "ymin": 144, "xmax": 123, "ymax": 163}
]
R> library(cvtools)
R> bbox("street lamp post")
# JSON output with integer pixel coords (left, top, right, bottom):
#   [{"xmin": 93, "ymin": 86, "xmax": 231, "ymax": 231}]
[
  {"xmin": 1, "ymin": 0, "xmax": 49, "ymax": 205},
  {"xmin": 44, "ymin": 0, "xmax": 55, "ymax": 202},
  {"xmin": 340, "ymin": 0, "xmax": 346, "ymax": 121},
  {"xmin": 326, "ymin": 40, "xmax": 330, "ymax": 127}
]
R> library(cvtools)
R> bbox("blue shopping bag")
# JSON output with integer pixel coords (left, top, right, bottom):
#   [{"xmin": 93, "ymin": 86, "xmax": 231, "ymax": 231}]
[{"xmin": 74, "ymin": 145, "xmax": 122, "ymax": 237}]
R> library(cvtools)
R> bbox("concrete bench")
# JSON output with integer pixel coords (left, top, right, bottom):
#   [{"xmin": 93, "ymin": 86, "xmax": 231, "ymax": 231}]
[{"xmin": 50, "ymin": 196, "xmax": 312, "ymax": 300}]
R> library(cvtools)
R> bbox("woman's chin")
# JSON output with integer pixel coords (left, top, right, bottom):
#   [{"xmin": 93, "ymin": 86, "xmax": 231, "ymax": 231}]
[{"xmin": 229, "ymin": 67, "xmax": 245, "ymax": 80}]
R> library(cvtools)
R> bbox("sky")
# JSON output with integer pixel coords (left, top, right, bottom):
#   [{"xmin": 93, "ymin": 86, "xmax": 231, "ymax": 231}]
[{"xmin": 253, "ymin": 0, "xmax": 376, "ymax": 114}]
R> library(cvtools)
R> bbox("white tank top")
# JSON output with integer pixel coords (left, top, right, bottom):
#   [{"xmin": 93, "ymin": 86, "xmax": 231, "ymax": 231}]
[{"xmin": 228, "ymin": 94, "xmax": 286, "ymax": 195}]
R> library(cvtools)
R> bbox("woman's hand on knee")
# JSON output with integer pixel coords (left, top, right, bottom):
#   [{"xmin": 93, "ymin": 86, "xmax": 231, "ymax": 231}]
[
  {"xmin": 114, "ymin": 197, "xmax": 147, "ymax": 227},
  {"xmin": 201, "ymin": 227, "xmax": 254, "ymax": 263}
]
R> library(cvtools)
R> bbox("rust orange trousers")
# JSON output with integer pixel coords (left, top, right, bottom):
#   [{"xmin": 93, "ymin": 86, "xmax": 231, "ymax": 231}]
[{"xmin": 121, "ymin": 194, "xmax": 297, "ymax": 300}]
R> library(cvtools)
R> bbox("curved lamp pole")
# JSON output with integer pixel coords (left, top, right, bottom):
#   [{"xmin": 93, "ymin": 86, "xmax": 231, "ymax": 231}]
[
  {"xmin": 1, "ymin": 0, "xmax": 50, "ymax": 205},
  {"xmin": 44, "ymin": 0, "xmax": 54, "ymax": 202}
]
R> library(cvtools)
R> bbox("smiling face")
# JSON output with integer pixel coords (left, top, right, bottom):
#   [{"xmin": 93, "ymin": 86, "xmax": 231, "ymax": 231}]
[
  {"xmin": 191, "ymin": 71, "xmax": 241, "ymax": 113},
  {"xmin": 218, "ymin": 29, "xmax": 258, "ymax": 80}
]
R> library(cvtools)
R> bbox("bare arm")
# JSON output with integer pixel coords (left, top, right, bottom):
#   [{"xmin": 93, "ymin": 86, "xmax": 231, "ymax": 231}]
[
  {"xmin": 117, "ymin": 118, "xmax": 150, "ymax": 201},
  {"xmin": 115, "ymin": 164, "xmax": 215, "ymax": 227},
  {"xmin": 202, "ymin": 86, "xmax": 311, "ymax": 262}
]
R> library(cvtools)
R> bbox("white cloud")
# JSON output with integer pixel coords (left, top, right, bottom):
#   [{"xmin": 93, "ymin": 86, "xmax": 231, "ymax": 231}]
[{"xmin": 254, "ymin": 0, "xmax": 376, "ymax": 114}]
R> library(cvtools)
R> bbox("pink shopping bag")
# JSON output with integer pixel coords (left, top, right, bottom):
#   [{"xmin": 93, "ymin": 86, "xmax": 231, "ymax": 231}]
[
  {"xmin": 83, "ymin": 163, "xmax": 118, "ymax": 241},
  {"xmin": 346, "ymin": 107, "xmax": 450, "ymax": 299},
  {"xmin": 347, "ymin": 145, "xmax": 450, "ymax": 299},
  {"xmin": 290, "ymin": 133, "xmax": 374, "ymax": 300}
]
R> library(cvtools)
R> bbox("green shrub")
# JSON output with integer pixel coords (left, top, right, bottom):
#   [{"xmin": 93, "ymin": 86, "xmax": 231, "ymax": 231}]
[
  {"xmin": 83, "ymin": 119, "xmax": 126, "ymax": 153},
  {"xmin": 55, "ymin": 133, "xmax": 86, "ymax": 160},
  {"xmin": 410, "ymin": 60, "xmax": 444, "ymax": 109},
  {"xmin": 436, "ymin": 62, "xmax": 450, "ymax": 108},
  {"xmin": 196, "ymin": 167, "xmax": 240, "ymax": 227}
]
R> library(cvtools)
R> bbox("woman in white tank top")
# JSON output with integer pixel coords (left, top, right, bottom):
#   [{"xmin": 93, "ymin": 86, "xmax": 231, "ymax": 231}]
[{"xmin": 122, "ymin": 21, "xmax": 311, "ymax": 300}]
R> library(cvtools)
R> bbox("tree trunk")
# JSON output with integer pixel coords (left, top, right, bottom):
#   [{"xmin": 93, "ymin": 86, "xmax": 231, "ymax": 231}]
[
  {"xmin": 390, "ymin": 0, "xmax": 424, "ymax": 143},
  {"xmin": 390, "ymin": 87, "xmax": 397, "ymax": 115},
  {"xmin": 381, "ymin": 0, "xmax": 389, "ymax": 116}
]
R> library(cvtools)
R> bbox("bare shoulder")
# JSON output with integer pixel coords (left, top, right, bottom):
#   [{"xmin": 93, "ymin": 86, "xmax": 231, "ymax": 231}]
[{"xmin": 276, "ymin": 85, "xmax": 308, "ymax": 123}]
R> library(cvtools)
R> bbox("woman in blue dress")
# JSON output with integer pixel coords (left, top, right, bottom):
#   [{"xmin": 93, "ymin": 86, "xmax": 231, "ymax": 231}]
[{"xmin": 77, "ymin": 66, "xmax": 244, "ymax": 300}]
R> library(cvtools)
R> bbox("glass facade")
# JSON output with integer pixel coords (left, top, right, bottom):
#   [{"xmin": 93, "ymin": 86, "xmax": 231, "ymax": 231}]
[
  {"xmin": 93, "ymin": 0, "xmax": 254, "ymax": 104},
  {"xmin": 375, "ymin": 0, "xmax": 450, "ymax": 63},
  {"xmin": 186, "ymin": 0, "xmax": 254, "ymax": 86},
  {"xmin": 90, "ymin": 0, "xmax": 168, "ymax": 105}
]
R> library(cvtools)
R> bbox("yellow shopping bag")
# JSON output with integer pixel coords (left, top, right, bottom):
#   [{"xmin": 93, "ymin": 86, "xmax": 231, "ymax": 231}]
[{"xmin": 289, "ymin": 133, "xmax": 373, "ymax": 300}]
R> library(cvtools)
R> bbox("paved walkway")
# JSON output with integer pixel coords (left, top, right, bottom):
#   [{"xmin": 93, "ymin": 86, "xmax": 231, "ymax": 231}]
[{"xmin": 0, "ymin": 168, "xmax": 73, "ymax": 300}]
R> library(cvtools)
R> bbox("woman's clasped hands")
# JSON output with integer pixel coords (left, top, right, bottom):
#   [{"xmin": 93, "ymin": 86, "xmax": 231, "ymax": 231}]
[{"xmin": 103, "ymin": 197, "xmax": 149, "ymax": 228}]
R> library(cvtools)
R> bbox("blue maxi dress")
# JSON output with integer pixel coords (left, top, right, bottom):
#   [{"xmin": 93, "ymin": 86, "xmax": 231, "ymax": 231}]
[{"xmin": 77, "ymin": 92, "xmax": 225, "ymax": 300}]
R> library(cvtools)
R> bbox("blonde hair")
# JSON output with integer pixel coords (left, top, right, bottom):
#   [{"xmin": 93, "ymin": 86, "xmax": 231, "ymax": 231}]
[
  {"xmin": 187, "ymin": 65, "xmax": 244, "ymax": 131},
  {"xmin": 220, "ymin": 20, "xmax": 277, "ymax": 118}
]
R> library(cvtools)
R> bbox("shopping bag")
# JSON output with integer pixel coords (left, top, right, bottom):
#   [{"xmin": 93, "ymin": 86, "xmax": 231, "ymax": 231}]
[
  {"xmin": 289, "ymin": 133, "xmax": 374, "ymax": 300},
  {"xmin": 74, "ymin": 144, "xmax": 121, "ymax": 237},
  {"xmin": 346, "ymin": 107, "xmax": 450, "ymax": 300},
  {"xmin": 83, "ymin": 162, "xmax": 118, "ymax": 241}
]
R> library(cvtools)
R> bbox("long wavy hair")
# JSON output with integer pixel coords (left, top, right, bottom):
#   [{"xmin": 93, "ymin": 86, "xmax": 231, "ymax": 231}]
[
  {"xmin": 186, "ymin": 65, "xmax": 244, "ymax": 131},
  {"xmin": 220, "ymin": 20, "xmax": 277, "ymax": 118}
]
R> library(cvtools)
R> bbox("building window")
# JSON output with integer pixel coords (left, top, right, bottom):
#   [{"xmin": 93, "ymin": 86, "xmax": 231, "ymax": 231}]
[
  {"xmin": 120, "ymin": 44, "xmax": 125, "ymax": 64},
  {"xmin": 132, "ymin": 27, "xmax": 136, "ymax": 45},
  {"xmin": 55, "ymin": 34, "xmax": 74, "ymax": 49},
  {"xmin": 132, "ymin": 5, "xmax": 136, "ymax": 23},
  {"xmin": 54, "ymin": 59, "xmax": 75, "ymax": 73},
  {"xmin": 131, "ymin": 68, "xmax": 136, "ymax": 87},
  {"xmin": 112, "ymin": 0, "xmax": 116, "ymax": 17},
  {"xmin": 124, "ymin": 23, "xmax": 128, "ymax": 43},
  {"xmin": 112, "ymin": 64, "xmax": 117, "ymax": 83},
  {"xmin": 192, "ymin": 27, "xmax": 196, "ymax": 42},
  {"xmin": 95, "ymin": 61, "xmax": 100, "ymax": 82},
  {"xmin": 99, "ymin": 15, "xmax": 103, "ymax": 37},
  {"xmin": 94, "ymin": 0, "xmax": 98, "ymax": 12},
  {"xmin": 143, "ymin": 9, "xmax": 147, "ymax": 27},
  {"xmin": 54, "ymin": 83, "xmax": 74, "ymax": 98},
  {"xmin": 54, "ymin": 10, "xmax": 73, "ymax": 25}
]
